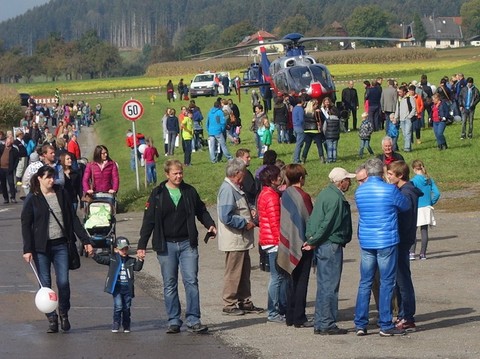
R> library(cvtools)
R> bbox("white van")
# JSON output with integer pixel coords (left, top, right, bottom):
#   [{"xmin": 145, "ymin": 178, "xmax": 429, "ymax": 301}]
[{"xmin": 189, "ymin": 71, "xmax": 230, "ymax": 98}]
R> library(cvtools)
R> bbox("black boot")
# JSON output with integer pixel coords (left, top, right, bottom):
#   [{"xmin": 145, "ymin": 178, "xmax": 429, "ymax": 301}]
[
  {"xmin": 60, "ymin": 314, "xmax": 71, "ymax": 332},
  {"xmin": 47, "ymin": 314, "xmax": 58, "ymax": 333}
]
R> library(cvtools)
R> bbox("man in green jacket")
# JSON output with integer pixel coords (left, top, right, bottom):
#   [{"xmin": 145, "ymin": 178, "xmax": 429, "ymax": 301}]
[{"xmin": 303, "ymin": 167, "xmax": 355, "ymax": 335}]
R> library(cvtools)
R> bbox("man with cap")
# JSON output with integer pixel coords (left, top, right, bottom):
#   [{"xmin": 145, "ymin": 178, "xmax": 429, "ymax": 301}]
[{"xmin": 303, "ymin": 167, "xmax": 355, "ymax": 335}]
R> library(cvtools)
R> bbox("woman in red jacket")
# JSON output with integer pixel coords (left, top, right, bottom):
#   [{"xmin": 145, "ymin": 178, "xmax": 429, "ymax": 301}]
[
  {"xmin": 82, "ymin": 145, "xmax": 119, "ymax": 196},
  {"xmin": 257, "ymin": 165, "xmax": 287, "ymax": 323}
]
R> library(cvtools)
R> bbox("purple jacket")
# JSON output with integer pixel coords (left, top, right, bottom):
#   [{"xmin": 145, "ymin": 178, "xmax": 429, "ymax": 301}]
[{"xmin": 82, "ymin": 160, "xmax": 119, "ymax": 193}]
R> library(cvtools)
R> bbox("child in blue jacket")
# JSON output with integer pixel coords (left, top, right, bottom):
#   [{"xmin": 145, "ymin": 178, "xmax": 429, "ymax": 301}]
[{"xmin": 93, "ymin": 237, "xmax": 143, "ymax": 333}]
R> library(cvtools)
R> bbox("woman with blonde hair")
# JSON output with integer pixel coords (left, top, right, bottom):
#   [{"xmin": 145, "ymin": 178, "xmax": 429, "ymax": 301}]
[
  {"xmin": 301, "ymin": 99, "xmax": 325, "ymax": 163},
  {"xmin": 410, "ymin": 160, "xmax": 440, "ymax": 260}
]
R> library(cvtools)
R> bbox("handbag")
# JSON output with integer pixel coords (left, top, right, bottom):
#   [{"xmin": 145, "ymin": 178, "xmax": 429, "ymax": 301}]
[{"xmin": 46, "ymin": 200, "xmax": 81, "ymax": 270}]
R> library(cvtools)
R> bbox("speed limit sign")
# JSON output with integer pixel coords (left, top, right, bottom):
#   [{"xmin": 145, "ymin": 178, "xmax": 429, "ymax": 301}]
[{"xmin": 122, "ymin": 99, "xmax": 144, "ymax": 121}]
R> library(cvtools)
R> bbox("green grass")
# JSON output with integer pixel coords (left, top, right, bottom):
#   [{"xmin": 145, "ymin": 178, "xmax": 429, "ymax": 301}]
[
  {"xmin": 9, "ymin": 47, "xmax": 480, "ymax": 211},
  {"xmin": 92, "ymin": 90, "xmax": 480, "ymax": 211}
]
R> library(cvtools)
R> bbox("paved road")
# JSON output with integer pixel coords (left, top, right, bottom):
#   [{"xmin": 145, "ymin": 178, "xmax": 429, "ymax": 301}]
[{"xmin": 0, "ymin": 203, "xmax": 241, "ymax": 359}]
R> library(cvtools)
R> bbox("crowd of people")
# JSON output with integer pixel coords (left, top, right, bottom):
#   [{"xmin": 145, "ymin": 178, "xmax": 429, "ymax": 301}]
[
  {"xmin": 9, "ymin": 73, "xmax": 459, "ymax": 337},
  {"xmin": 126, "ymin": 141, "xmax": 440, "ymax": 337},
  {"xmin": 11, "ymin": 97, "xmax": 122, "ymax": 334}
]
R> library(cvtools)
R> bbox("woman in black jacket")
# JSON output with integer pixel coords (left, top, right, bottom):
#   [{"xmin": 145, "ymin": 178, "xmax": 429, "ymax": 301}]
[
  {"xmin": 21, "ymin": 165, "xmax": 92, "ymax": 333},
  {"xmin": 59, "ymin": 152, "xmax": 82, "ymax": 211}
]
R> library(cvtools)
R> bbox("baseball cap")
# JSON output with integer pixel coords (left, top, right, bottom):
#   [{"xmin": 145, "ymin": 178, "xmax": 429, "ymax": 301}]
[
  {"xmin": 328, "ymin": 167, "xmax": 356, "ymax": 183},
  {"xmin": 116, "ymin": 237, "xmax": 130, "ymax": 249}
]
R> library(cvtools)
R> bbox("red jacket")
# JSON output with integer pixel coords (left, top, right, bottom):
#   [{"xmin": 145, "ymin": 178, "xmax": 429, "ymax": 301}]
[
  {"xmin": 82, "ymin": 160, "xmax": 119, "ymax": 193},
  {"xmin": 67, "ymin": 139, "xmax": 81, "ymax": 160},
  {"xmin": 257, "ymin": 186, "xmax": 281, "ymax": 247}
]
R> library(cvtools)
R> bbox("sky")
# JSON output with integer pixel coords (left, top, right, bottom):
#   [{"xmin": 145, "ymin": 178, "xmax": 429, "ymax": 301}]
[{"xmin": 0, "ymin": 0, "xmax": 50, "ymax": 22}]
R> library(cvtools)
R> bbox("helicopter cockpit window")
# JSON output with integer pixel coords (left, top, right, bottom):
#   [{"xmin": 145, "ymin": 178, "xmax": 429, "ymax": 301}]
[
  {"xmin": 309, "ymin": 66, "xmax": 331, "ymax": 84},
  {"xmin": 289, "ymin": 67, "xmax": 314, "ymax": 89}
]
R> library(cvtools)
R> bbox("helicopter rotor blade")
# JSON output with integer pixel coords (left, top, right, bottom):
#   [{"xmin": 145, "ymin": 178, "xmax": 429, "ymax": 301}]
[{"xmin": 298, "ymin": 36, "xmax": 415, "ymax": 44}]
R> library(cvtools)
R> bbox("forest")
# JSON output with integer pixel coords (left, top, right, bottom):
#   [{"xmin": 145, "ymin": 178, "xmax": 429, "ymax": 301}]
[
  {"xmin": 0, "ymin": 0, "xmax": 477, "ymax": 84},
  {"xmin": 0, "ymin": 0, "xmax": 468, "ymax": 53}
]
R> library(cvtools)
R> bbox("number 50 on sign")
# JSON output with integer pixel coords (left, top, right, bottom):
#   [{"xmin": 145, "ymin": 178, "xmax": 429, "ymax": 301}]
[{"xmin": 122, "ymin": 99, "xmax": 144, "ymax": 122}]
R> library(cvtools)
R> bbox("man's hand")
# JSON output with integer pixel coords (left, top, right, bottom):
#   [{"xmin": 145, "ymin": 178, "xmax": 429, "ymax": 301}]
[
  {"xmin": 245, "ymin": 221, "xmax": 256, "ymax": 231},
  {"xmin": 137, "ymin": 249, "xmax": 146, "ymax": 260},
  {"xmin": 84, "ymin": 244, "xmax": 94, "ymax": 256},
  {"xmin": 302, "ymin": 243, "xmax": 315, "ymax": 251}
]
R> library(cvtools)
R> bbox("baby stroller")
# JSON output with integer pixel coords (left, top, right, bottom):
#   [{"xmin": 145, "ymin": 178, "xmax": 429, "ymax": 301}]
[{"xmin": 83, "ymin": 192, "xmax": 116, "ymax": 254}]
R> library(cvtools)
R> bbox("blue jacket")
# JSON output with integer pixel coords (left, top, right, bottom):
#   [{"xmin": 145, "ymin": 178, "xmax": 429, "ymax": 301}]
[
  {"xmin": 411, "ymin": 174, "xmax": 440, "ymax": 208},
  {"xmin": 166, "ymin": 115, "xmax": 179, "ymax": 133},
  {"xmin": 206, "ymin": 107, "xmax": 226, "ymax": 136},
  {"xmin": 355, "ymin": 176, "xmax": 410, "ymax": 249},
  {"xmin": 292, "ymin": 105, "xmax": 304, "ymax": 129},
  {"xmin": 398, "ymin": 182, "xmax": 423, "ymax": 249}
]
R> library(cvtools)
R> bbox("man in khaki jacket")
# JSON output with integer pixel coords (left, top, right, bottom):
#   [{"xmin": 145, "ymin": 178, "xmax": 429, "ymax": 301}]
[{"xmin": 217, "ymin": 158, "xmax": 264, "ymax": 316}]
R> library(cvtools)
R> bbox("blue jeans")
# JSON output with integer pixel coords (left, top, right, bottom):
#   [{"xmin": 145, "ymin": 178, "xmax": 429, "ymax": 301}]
[
  {"xmin": 183, "ymin": 139, "xmax": 192, "ymax": 165},
  {"xmin": 396, "ymin": 248, "xmax": 416, "ymax": 322},
  {"xmin": 130, "ymin": 148, "xmax": 140, "ymax": 171},
  {"xmin": 400, "ymin": 119, "xmax": 412, "ymax": 151},
  {"xmin": 146, "ymin": 162, "xmax": 157, "ymax": 184},
  {"xmin": 267, "ymin": 251, "xmax": 288, "ymax": 319},
  {"xmin": 433, "ymin": 121, "xmax": 447, "ymax": 147},
  {"xmin": 293, "ymin": 128, "xmax": 305, "ymax": 163},
  {"xmin": 325, "ymin": 139, "xmax": 338, "ymax": 162},
  {"xmin": 34, "ymin": 241, "xmax": 70, "ymax": 317},
  {"xmin": 208, "ymin": 134, "xmax": 232, "ymax": 163},
  {"xmin": 314, "ymin": 242, "xmax": 343, "ymax": 331},
  {"xmin": 157, "ymin": 241, "xmax": 201, "ymax": 327},
  {"xmin": 275, "ymin": 124, "xmax": 289, "ymax": 143},
  {"xmin": 359, "ymin": 139, "xmax": 374, "ymax": 157},
  {"xmin": 354, "ymin": 245, "xmax": 398, "ymax": 331},
  {"xmin": 112, "ymin": 284, "xmax": 132, "ymax": 328},
  {"xmin": 167, "ymin": 131, "xmax": 177, "ymax": 155}
]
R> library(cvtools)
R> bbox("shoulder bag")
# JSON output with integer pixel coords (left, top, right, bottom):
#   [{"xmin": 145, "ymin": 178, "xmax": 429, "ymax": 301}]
[{"xmin": 45, "ymin": 199, "xmax": 81, "ymax": 270}]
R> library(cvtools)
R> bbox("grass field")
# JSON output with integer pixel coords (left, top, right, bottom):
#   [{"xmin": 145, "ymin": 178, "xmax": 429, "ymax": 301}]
[{"xmin": 9, "ymin": 47, "xmax": 480, "ymax": 212}]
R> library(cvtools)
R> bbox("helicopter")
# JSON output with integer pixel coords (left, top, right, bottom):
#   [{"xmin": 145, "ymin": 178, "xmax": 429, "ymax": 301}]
[
  {"xmin": 246, "ymin": 32, "xmax": 415, "ymax": 101},
  {"xmin": 192, "ymin": 32, "xmax": 414, "ymax": 101}
]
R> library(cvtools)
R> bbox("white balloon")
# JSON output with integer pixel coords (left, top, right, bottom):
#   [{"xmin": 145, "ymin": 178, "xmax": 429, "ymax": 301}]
[
  {"xmin": 138, "ymin": 144, "xmax": 147, "ymax": 154},
  {"xmin": 35, "ymin": 287, "xmax": 58, "ymax": 313}
]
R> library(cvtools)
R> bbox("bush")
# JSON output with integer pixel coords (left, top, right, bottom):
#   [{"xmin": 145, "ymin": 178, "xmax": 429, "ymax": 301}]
[{"xmin": 0, "ymin": 85, "xmax": 23, "ymax": 131}]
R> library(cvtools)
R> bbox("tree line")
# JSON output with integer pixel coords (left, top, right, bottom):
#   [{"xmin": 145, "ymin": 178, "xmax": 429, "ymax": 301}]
[{"xmin": 1, "ymin": 0, "xmax": 479, "ymax": 83}]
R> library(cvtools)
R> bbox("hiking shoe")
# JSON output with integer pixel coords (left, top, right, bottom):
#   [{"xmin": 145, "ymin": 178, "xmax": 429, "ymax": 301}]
[
  {"xmin": 267, "ymin": 315, "xmax": 286, "ymax": 324},
  {"xmin": 379, "ymin": 327, "xmax": 406, "ymax": 337},
  {"xmin": 239, "ymin": 303, "xmax": 264, "ymax": 314},
  {"xmin": 409, "ymin": 252, "xmax": 416, "ymax": 261},
  {"xmin": 112, "ymin": 322, "xmax": 120, "ymax": 333},
  {"xmin": 419, "ymin": 254, "xmax": 427, "ymax": 260},
  {"xmin": 222, "ymin": 307, "xmax": 245, "ymax": 316},
  {"xmin": 396, "ymin": 319, "xmax": 416, "ymax": 332},
  {"xmin": 187, "ymin": 323, "xmax": 208, "ymax": 333},
  {"xmin": 166, "ymin": 325, "xmax": 181, "ymax": 334},
  {"xmin": 314, "ymin": 326, "xmax": 348, "ymax": 335},
  {"xmin": 355, "ymin": 328, "xmax": 367, "ymax": 336}
]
